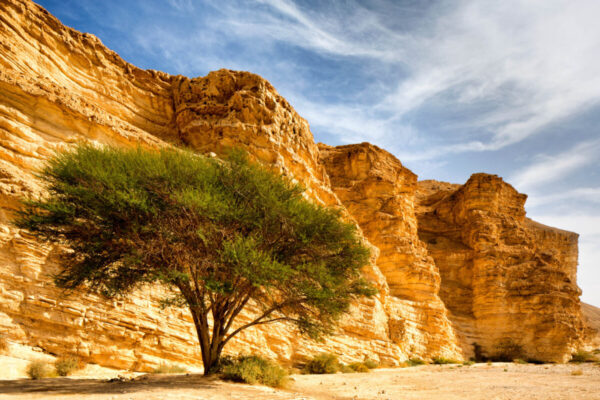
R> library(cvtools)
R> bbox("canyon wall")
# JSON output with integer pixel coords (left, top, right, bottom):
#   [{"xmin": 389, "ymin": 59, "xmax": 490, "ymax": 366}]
[
  {"xmin": 416, "ymin": 176, "xmax": 584, "ymax": 362},
  {"xmin": 0, "ymin": 0, "xmax": 589, "ymax": 370}
]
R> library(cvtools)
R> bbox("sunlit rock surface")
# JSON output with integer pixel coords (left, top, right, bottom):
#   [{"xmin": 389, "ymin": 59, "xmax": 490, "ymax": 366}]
[{"xmin": 0, "ymin": 0, "xmax": 589, "ymax": 370}]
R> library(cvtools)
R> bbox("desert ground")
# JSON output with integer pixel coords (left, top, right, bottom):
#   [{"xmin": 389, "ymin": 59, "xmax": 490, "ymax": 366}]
[{"xmin": 1, "ymin": 362, "xmax": 598, "ymax": 400}]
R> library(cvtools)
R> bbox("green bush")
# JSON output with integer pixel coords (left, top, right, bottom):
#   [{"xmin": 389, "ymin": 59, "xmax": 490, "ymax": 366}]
[
  {"xmin": 348, "ymin": 362, "xmax": 370, "ymax": 373},
  {"xmin": 432, "ymin": 357, "xmax": 459, "ymax": 365},
  {"xmin": 363, "ymin": 359, "xmax": 379, "ymax": 369},
  {"xmin": 222, "ymin": 355, "xmax": 287, "ymax": 388},
  {"xmin": 152, "ymin": 363, "xmax": 188, "ymax": 374},
  {"xmin": 463, "ymin": 360, "xmax": 475, "ymax": 366},
  {"xmin": 513, "ymin": 359, "xmax": 528, "ymax": 365},
  {"xmin": 339, "ymin": 363, "xmax": 354, "ymax": 373},
  {"xmin": 54, "ymin": 357, "xmax": 82, "ymax": 376},
  {"xmin": 571, "ymin": 350, "xmax": 597, "ymax": 363},
  {"xmin": 26, "ymin": 360, "xmax": 55, "ymax": 379},
  {"xmin": 303, "ymin": 353, "xmax": 340, "ymax": 374},
  {"xmin": 407, "ymin": 358, "xmax": 426, "ymax": 366}
]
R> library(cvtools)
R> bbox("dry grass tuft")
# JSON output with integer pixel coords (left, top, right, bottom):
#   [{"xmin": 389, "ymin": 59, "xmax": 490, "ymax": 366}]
[{"xmin": 26, "ymin": 360, "xmax": 55, "ymax": 379}]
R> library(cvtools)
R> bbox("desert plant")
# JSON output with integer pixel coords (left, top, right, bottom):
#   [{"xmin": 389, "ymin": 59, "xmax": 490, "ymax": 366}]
[
  {"xmin": 339, "ymin": 363, "xmax": 354, "ymax": 373},
  {"xmin": 348, "ymin": 362, "xmax": 370, "ymax": 372},
  {"xmin": 407, "ymin": 358, "xmax": 426, "ymax": 366},
  {"xmin": 513, "ymin": 359, "xmax": 528, "ymax": 365},
  {"xmin": 152, "ymin": 363, "xmax": 188, "ymax": 374},
  {"xmin": 432, "ymin": 357, "xmax": 459, "ymax": 365},
  {"xmin": 571, "ymin": 369, "xmax": 583, "ymax": 376},
  {"xmin": 221, "ymin": 355, "xmax": 287, "ymax": 387},
  {"xmin": 15, "ymin": 145, "xmax": 375, "ymax": 374},
  {"xmin": 304, "ymin": 353, "xmax": 340, "ymax": 374},
  {"xmin": 362, "ymin": 358, "xmax": 379, "ymax": 369},
  {"xmin": 26, "ymin": 360, "xmax": 55, "ymax": 379},
  {"xmin": 463, "ymin": 360, "xmax": 475, "ymax": 366},
  {"xmin": 571, "ymin": 350, "xmax": 597, "ymax": 363},
  {"xmin": 54, "ymin": 357, "xmax": 82, "ymax": 377}
]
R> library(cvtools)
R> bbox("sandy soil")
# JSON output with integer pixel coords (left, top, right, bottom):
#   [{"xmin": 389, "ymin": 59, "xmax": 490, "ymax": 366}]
[{"xmin": 1, "ymin": 363, "xmax": 599, "ymax": 400}]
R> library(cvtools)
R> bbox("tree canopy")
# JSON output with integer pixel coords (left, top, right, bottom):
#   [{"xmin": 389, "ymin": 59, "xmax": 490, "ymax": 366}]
[{"xmin": 16, "ymin": 145, "xmax": 375, "ymax": 373}]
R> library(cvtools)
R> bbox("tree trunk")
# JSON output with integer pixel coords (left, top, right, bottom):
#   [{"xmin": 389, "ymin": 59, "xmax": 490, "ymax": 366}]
[
  {"xmin": 188, "ymin": 307, "xmax": 224, "ymax": 375},
  {"xmin": 202, "ymin": 339, "xmax": 224, "ymax": 375}
]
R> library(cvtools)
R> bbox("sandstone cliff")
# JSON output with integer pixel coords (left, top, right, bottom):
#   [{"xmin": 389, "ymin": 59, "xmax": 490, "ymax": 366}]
[
  {"xmin": 0, "ymin": 0, "xmax": 456, "ymax": 370},
  {"xmin": 416, "ymin": 176, "xmax": 584, "ymax": 362},
  {"xmin": 318, "ymin": 143, "xmax": 461, "ymax": 358},
  {"xmin": 0, "ymin": 0, "xmax": 589, "ymax": 370}
]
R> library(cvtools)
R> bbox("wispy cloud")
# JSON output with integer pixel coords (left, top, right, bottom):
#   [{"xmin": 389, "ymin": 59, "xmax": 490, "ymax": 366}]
[
  {"xmin": 166, "ymin": 0, "xmax": 194, "ymax": 12},
  {"xmin": 526, "ymin": 187, "xmax": 600, "ymax": 208},
  {"xmin": 509, "ymin": 139, "xmax": 600, "ymax": 191}
]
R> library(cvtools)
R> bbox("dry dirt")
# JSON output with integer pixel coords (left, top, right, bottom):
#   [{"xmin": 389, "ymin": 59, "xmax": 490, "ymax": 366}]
[{"xmin": 1, "ymin": 363, "xmax": 599, "ymax": 400}]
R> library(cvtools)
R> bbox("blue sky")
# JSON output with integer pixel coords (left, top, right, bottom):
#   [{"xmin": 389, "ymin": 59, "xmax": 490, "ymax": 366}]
[{"xmin": 37, "ymin": 0, "xmax": 600, "ymax": 306}]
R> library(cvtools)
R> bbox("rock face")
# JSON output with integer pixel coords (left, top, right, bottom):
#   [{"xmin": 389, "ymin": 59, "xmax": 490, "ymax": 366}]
[
  {"xmin": 416, "ymin": 176, "xmax": 584, "ymax": 362},
  {"xmin": 0, "ymin": 0, "xmax": 589, "ymax": 370},
  {"xmin": 318, "ymin": 143, "xmax": 461, "ymax": 358},
  {"xmin": 582, "ymin": 303, "xmax": 600, "ymax": 349}
]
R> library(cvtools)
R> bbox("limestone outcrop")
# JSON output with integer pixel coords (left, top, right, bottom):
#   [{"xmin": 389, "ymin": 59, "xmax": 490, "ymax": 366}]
[
  {"xmin": 416, "ymin": 176, "xmax": 584, "ymax": 362},
  {"xmin": 318, "ymin": 143, "xmax": 461, "ymax": 358},
  {"xmin": 0, "ymin": 0, "xmax": 589, "ymax": 370},
  {"xmin": 0, "ymin": 0, "xmax": 441, "ymax": 370}
]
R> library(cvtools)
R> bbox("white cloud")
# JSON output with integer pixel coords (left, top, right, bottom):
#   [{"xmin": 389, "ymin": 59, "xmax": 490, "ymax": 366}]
[
  {"xmin": 526, "ymin": 187, "xmax": 600, "ymax": 208},
  {"xmin": 119, "ymin": 0, "xmax": 600, "ymax": 160},
  {"xmin": 245, "ymin": 0, "xmax": 600, "ymax": 156},
  {"xmin": 167, "ymin": 0, "xmax": 194, "ymax": 12},
  {"xmin": 509, "ymin": 139, "xmax": 600, "ymax": 192}
]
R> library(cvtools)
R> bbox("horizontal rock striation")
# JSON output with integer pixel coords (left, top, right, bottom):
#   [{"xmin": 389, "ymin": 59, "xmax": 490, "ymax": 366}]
[
  {"xmin": 0, "ymin": 0, "xmax": 443, "ymax": 370},
  {"xmin": 318, "ymin": 143, "xmax": 461, "ymax": 359},
  {"xmin": 416, "ymin": 175, "xmax": 584, "ymax": 362},
  {"xmin": 0, "ymin": 0, "xmax": 589, "ymax": 370}
]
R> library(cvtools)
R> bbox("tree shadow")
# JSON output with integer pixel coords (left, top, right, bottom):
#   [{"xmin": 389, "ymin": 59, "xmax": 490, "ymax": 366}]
[{"xmin": 0, "ymin": 373, "xmax": 221, "ymax": 395}]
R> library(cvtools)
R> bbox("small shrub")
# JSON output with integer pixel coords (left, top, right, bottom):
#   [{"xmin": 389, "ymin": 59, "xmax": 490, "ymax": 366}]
[
  {"xmin": 513, "ymin": 359, "xmax": 528, "ymax": 365},
  {"xmin": 0, "ymin": 333, "xmax": 8, "ymax": 353},
  {"xmin": 54, "ymin": 357, "xmax": 81, "ymax": 377},
  {"xmin": 348, "ymin": 362, "xmax": 370, "ymax": 373},
  {"xmin": 486, "ymin": 360, "xmax": 492, "ymax": 366},
  {"xmin": 571, "ymin": 350, "xmax": 597, "ymax": 363},
  {"xmin": 407, "ymin": 358, "xmax": 426, "ymax": 366},
  {"xmin": 339, "ymin": 364, "xmax": 354, "ymax": 373},
  {"xmin": 363, "ymin": 359, "xmax": 379, "ymax": 369},
  {"xmin": 303, "ymin": 353, "xmax": 340, "ymax": 374},
  {"xmin": 463, "ymin": 360, "xmax": 475, "ymax": 366},
  {"xmin": 571, "ymin": 369, "xmax": 583, "ymax": 376},
  {"xmin": 222, "ymin": 355, "xmax": 287, "ymax": 388},
  {"xmin": 432, "ymin": 357, "xmax": 459, "ymax": 365},
  {"xmin": 152, "ymin": 363, "xmax": 188, "ymax": 374},
  {"xmin": 26, "ymin": 360, "xmax": 55, "ymax": 379}
]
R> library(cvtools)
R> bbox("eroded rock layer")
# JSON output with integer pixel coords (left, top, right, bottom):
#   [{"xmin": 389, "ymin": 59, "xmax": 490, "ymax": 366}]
[
  {"xmin": 0, "ymin": 0, "xmax": 588, "ymax": 369},
  {"xmin": 416, "ymin": 176, "xmax": 584, "ymax": 362},
  {"xmin": 0, "ymin": 0, "xmax": 445, "ymax": 370},
  {"xmin": 318, "ymin": 143, "xmax": 461, "ymax": 359}
]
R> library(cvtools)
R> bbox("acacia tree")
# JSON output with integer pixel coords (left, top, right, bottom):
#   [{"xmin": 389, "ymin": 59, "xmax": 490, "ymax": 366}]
[{"xmin": 16, "ymin": 145, "xmax": 375, "ymax": 373}]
